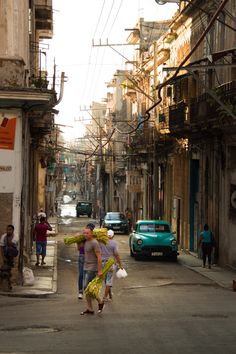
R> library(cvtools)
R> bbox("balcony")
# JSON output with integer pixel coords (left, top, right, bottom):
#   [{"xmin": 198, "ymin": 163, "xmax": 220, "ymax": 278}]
[
  {"xmin": 190, "ymin": 82, "xmax": 236, "ymax": 125},
  {"xmin": 169, "ymin": 101, "xmax": 189, "ymax": 135},
  {"xmin": 35, "ymin": 1, "xmax": 53, "ymax": 39},
  {"xmin": 217, "ymin": 80, "xmax": 236, "ymax": 99},
  {"xmin": 29, "ymin": 112, "xmax": 54, "ymax": 139}
]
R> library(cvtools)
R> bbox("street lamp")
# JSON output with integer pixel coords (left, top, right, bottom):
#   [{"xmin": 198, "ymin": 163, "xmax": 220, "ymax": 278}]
[{"xmin": 155, "ymin": 0, "xmax": 179, "ymax": 4}]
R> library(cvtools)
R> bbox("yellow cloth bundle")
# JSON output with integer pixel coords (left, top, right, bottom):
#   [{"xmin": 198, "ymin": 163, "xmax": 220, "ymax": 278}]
[
  {"xmin": 85, "ymin": 258, "xmax": 115, "ymax": 299},
  {"xmin": 64, "ymin": 228, "xmax": 108, "ymax": 245}
]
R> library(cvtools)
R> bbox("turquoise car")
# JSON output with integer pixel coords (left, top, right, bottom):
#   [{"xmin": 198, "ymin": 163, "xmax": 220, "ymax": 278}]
[{"xmin": 129, "ymin": 220, "xmax": 178, "ymax": 261}]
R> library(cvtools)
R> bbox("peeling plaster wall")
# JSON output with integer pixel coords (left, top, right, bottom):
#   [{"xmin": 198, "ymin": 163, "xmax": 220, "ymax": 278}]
[{"xmin": 0, "ymin": 0, "xmax": 29, "ymax": 86}]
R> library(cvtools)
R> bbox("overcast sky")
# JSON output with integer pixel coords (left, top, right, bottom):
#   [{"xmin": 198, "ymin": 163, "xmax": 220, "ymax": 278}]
[{"xmin": 47, "ymin": 0, "xmax": 178, "ymax": 140}]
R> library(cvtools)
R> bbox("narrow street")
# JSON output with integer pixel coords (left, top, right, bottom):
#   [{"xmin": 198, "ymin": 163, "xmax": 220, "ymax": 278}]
[
  {"xmin": 1, "ymin": 1, "xmax": 236, "ymax": 353},
  {"xmin": 0, "ymin": 205, "xmax": 236, "ymax": 353}
]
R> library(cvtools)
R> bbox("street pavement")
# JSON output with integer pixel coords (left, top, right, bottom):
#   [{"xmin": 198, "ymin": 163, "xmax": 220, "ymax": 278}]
[
  {"xmin": 1, "ymin": 210, "xmax": 236, "ymax": 297},
  {"xmin": 1, "ymin": 210, "xmax": 236, "ymax": 353},
  {"xmin": 1, "ymin": 222, "xmax": 236, "ymax": 297}
]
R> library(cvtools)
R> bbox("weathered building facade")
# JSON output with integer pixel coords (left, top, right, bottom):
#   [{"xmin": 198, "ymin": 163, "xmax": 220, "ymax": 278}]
[
  {"xmin": 96, "ymin": 0, "xmax": 236, "ymax": 267},
  {"xmin": 0, "ymin": 0, "xmax": 59, "ymax": 276}
]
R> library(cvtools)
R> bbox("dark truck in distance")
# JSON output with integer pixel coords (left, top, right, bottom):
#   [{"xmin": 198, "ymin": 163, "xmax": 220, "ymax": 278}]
[{"xmin": 76, "ymin": 201, "xmax": 92, "ymax": 218}]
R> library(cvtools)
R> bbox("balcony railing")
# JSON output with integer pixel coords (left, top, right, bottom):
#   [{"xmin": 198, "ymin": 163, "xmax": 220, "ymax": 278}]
[
  {"xmin": 190, "ymin": 81, "xmax": 236, "ymax": 125},
  {"xmin": 169, "ymin": 101, "xmax": 188, "ymax": 131},
  {"xmin": 35, "ymin": 3, "xmax": 53, "ymax": 38}
]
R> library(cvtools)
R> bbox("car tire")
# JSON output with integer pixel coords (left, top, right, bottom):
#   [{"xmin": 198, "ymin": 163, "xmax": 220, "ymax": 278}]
[
  {"xmin": 170, "ymin": 254, "xmax": 178, "ymax": 262},
  {"xmin": 130, "ymin": 248, "xmax": 134, "ymax": 257},
  {"xmin": 134, "ymin": 254, "xmax": 141, "ymax": 261},
  {"xmin": 77, "ymin": 214, "xmax": 80, "ymax": 218}
]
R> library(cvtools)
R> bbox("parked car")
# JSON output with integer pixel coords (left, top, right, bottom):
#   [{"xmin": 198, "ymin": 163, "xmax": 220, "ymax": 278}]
[
  {"xmin": 103, "ymin": 212, "xmax": 130, "ymax": 234},
  {"xmin": 129, "ymin": 220, "xmax": 178, "ymax": 261},
  {"xmin": 76, "ymin": 201, "xmax": 92, "ymax": 218}
]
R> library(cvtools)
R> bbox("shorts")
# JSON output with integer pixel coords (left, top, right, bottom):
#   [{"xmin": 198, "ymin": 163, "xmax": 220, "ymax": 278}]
[
  {"xmin": 36, "ymin": 241, "xmax": 47, "ymax": 256},
  {"xmin": 102, "ymin": 260, "xmax": 115, "ymax": 287},
  {"xmin": 105, "ymin": 270, "xmax": 114, "ymax": 287},
  {"xmin": 83, "ymin": 270, "xmax": 97, "ymax": 290}
]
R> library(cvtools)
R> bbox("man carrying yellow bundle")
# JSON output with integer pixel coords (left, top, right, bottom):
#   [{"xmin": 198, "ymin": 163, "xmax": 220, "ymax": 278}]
[
  {"xmin": 80, "ymin": 227, "xmax": 104, "ymax": 315},
  {"xmin": 77, "ymin": 223, "xmax": 95, "ymax": 300}
]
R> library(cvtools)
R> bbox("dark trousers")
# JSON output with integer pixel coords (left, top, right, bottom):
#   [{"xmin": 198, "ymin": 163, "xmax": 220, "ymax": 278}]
[
  {"xmin": 202, "ymin": 243, "xmax": 212, "ymax": 266},
  {"xmin": 78, "ymin": 255, "xmax": 84, "ymax": 293}
]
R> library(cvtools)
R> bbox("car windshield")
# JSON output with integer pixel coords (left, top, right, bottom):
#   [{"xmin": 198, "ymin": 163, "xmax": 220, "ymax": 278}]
[
  {"xmin": 78, "ymin": 203, "xmax": 91, "ymax": 207},
  {"xmin": 139, "ymin": 224, "xmax": 170, "ymax": 233},
  {"xmin": 105, "ymin": 213, "xmax": 125, "ymax": 220}
]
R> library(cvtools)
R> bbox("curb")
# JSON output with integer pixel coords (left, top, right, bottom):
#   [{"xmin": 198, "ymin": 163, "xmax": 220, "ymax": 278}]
[
  {"xmin": 179, "ymin": 261, "xmax": 233, "ymax": 290},
  {"xmin": 52, "ymin": 241, "xmax": 58, "ymax": 293}
]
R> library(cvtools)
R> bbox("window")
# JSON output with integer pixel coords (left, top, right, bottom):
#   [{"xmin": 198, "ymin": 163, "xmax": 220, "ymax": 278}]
[{"xmin": 139, "ymin": 224, "xmax": 170, "ymax": 232}]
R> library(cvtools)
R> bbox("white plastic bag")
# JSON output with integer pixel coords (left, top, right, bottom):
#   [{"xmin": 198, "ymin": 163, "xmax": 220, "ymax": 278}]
[
  {"xmin": 23, "ymin": 267, "xmax": 35, "ymax": 286},
  {"xmin": 116, "ymin": 268, "xmax": 128, "ymax": 279}
]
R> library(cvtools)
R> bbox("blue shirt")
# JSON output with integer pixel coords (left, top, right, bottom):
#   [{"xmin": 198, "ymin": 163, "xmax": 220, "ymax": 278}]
[{"xmin": 201, "ymin": 230, "xmax": 212, "ymax": 243}]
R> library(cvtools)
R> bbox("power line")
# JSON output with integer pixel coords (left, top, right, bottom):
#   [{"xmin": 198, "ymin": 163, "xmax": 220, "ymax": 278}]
[
  {"xmin": 93, "ymin": 0, "xmax": 106, "ymax": 38},
  {"xmin": 100, "ymin": 0, "xmax": 115, "ymax": 38},
  {"xmin": 107, "ymin": 0, "xmax": 124, "ymax": 37},
  {"xmin": 81, "ymin": 0, "xmax": 106, "ymax": 104}
]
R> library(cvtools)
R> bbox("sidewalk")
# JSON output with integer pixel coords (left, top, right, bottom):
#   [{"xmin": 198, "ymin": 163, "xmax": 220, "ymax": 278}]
[
  {"xmin": 178, "ymin": 250, "xmax": 236, "ymax": 291},
  {"xmin": 0, "ymin": 217, "xmax": 58, "ymax": 298}
]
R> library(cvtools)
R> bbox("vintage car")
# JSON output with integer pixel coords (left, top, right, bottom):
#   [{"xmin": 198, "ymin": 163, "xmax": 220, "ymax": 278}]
[
  {"xmin": 103, "ymin": 212, "xmax": 130, "ymax": 234},
  {"xmin": 129, "ymin": 220, "xmax": 178, "ymax": 261}
]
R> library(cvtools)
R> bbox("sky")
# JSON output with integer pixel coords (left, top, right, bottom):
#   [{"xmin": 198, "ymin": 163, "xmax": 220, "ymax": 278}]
[{"xmin": 46, "ymin": 0, "xmax": 178, "ymax": 140}]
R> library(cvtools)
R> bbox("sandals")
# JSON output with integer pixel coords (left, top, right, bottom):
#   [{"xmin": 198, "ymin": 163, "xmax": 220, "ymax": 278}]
[
  {"xmin": 98, "ymin": 302, "xmax": 105, "ymax": 313},
  {"xmin": 80, "ymin": 309, "xmax": 94, "ymax": 315}
]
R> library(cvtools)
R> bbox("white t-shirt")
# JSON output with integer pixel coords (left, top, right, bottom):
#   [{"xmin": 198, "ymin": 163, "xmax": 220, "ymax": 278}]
[{"xmin": 0, "ymin": 233, "xmax": 18, "ymax": 247}]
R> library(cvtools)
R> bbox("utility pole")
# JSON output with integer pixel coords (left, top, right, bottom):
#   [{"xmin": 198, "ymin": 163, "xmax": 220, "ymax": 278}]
[
  {"xmin": 109, "ymin": 146, "xmax": 114, "ymax": 211},
  {"xmin": 153, "ymin": 41, "xmax": 160, "ymax": 220},
  {"xmin": 153, "ymin": 140, "xmax": 159, "ymax": 219}
]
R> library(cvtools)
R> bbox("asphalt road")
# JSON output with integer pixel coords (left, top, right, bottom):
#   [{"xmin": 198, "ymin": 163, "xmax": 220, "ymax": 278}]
[{"xmin": 0, "ymin": 207, "xmax": 236, "ymax": 353}]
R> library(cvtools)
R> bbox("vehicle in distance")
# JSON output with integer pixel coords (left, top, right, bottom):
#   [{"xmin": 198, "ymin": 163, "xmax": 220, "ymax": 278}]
[
  {"xmin": 103, "ymin": 212, "xmax": 129, "ymax": 234},
  {"xmin": 129, "ymin": 220, "xmax": 178, "ymax": 261},
  {"xmin": 76, "ymin": 201, "xmax": 92, "ymax": 218}
]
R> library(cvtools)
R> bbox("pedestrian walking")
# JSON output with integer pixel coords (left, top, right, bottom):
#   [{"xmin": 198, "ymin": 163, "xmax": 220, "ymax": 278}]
[
  {"xmin": 80, "ymin": 226, "xmax": 104, "ymax": 315},
  {"xmin": 34, "ymin": 216, "xmax": 52, "ymax": 266},
  {"xmin": 99, "ymin": 229, "xmax": 123, "ymax": 302},
  {"xmin": 125, "ymin": 208, "xmax": 133, "ymax": 231},
  {"xmin": 199, "ymin": 224, "xmax": 215, "ymax": 269},
  {"xmin": 77, "ymin": 223, "xmax": 95, "ymax": 300},
  {"xmin": 99, "ymin": 207, "xmax": 105, "ymax": 228}
]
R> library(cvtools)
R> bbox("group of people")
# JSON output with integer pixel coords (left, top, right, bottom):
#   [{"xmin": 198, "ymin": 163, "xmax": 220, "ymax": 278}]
[
  {"xmin": 77, "ymin": 223, "xmax": 123, "ymax": 315},
  {"xmin": 0, "ymin": 214, "xmax": 215, "ymax": 297}
]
